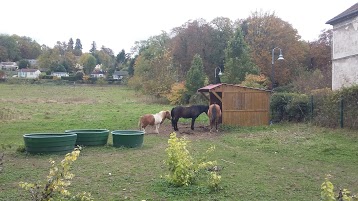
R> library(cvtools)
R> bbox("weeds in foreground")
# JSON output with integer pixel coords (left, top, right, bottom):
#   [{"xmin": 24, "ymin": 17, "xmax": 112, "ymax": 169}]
[
  {"xmin": 164, "ymin": 132, "xmax": 221, "ymax": 191},
  {"xmin": 321, "ymin": 174, "xmax": 357, "ymax": 201},
  {"xmin": 19, "ymin": 147, "xmax": 93, "ymax": 201}
]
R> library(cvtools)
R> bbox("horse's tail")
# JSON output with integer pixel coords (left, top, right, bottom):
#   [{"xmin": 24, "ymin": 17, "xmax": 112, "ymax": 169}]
[
  {"xmin": 210, "ymin": 104, "xmax": 217, "ymax": 124},
  {"xmin": 138, "ymin": 116, "xmax": 142, "ymax": 129}
]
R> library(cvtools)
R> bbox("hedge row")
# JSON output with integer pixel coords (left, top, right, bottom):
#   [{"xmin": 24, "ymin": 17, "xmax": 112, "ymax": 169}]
[{"xmin": 270, "ymin": 85, "xmax": 358, "ymax": 129}]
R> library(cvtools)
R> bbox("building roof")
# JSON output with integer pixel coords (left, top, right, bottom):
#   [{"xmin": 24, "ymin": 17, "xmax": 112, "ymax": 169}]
[
  {"xmin": 113, "ymin": 70, "xmax": 129, "ymax": 76},
  {"xmin": 18, "ymin": 69, "xmax": 40, "ymax": 72},
  {"xmin": 326, "ymin": 3, "xmax": 358, "ymax": 25},
  {"xmin": 197, "ymin": 83, "xmax": 271, "ymax": 93},
  {"xmin": 1, "ymin": 62, "xmax": 17, "ymax": 66}
]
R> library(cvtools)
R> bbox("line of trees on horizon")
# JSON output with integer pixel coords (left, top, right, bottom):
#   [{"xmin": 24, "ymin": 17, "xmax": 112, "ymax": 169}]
[
  {"xmin": 0, "ymin": 11, "xmax": 332, "ymax": 97},
  {"xmin": 129, "ymin": 11, "xmax": 332, "ymax": 102}
]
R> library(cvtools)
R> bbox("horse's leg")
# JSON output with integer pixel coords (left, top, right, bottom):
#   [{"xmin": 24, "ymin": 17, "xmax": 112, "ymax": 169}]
[
  {"xmin": 172, "ymin": 118, "xmax": 179, "ymax": 131},
  {"xmin": 155, "ymin": 124, "xmax": 159, "ymax": 134},
  {"xmin": 191, "ymin": 118, "xmax": 196, "ymax": 130},
  {"xmin": 215, "ymin": 120, "xmax": 218, "ymax": 132}
]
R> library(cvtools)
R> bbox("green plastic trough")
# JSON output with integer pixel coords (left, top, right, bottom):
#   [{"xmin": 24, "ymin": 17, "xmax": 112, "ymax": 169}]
[
  {"xmin": 23, "ymin": 133, "xmax": 77, "ymax": 154},
  {"xmin": 65, "ymin": 129, "xmax": 110, "ymax": 146},
  {"xmin": 111, "ymin": 130, "xmax": 145, "ymax": 148}
]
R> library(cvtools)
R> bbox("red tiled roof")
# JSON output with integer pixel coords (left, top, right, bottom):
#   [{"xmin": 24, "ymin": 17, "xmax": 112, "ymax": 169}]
[
  {"xmin": 326, "ymin": 3, "xmax": 358, "ymax": 25},
  {"xmin": 197, "ymin": 83, "xmax": 222, "ymax": 91}
]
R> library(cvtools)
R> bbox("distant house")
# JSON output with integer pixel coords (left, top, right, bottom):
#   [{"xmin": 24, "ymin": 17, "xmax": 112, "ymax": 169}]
[
  {"xmin": 51, "ymin": 72, "xmax": 69, "ymax": 78},
  {"xmin": 112, "ymin": 70, "xmax": 128, "ymax": 80},
  {"xmin": 326, "ymin": 3, "xmax": 358, "ymax": 90},
  {"xmin": 1, "ymin": 62, "xmax": 18, "ymax": 71},
  {"xmin": 18, "ymin": 69, "xmax": 41, "ymax": 79},
  {"xmin": 90, "ymin": 71, "xmax": 105, "ymax": 78}
]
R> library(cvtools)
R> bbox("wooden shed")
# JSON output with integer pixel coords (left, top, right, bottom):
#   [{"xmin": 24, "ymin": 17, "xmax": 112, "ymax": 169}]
[{"xmin": 197, "ymin": 83, "xmax": 271, "ymax": 126}]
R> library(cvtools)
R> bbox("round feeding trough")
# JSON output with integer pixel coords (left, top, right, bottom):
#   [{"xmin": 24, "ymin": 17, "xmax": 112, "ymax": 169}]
[
  {"xmin": 23, "ymin": 133, "xmax": 77, "ymax": 154},
  {"xmin": 65, "ymin": 129, "xmax": 110, "ymax": 146},
  {"xmin": 111, "ymin": 130, "xmax": 145, "ymax": 148}
]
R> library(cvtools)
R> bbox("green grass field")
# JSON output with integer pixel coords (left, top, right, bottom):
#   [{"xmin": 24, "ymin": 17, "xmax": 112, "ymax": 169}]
[{"xmin": 0, "ymin": 84, "xmax": 357, "ymax": 200}]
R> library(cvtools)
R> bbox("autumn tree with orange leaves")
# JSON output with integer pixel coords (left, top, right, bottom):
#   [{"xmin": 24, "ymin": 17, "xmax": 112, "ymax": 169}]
[{"xmin": 240, "ymin": 11, "xmax": 308, "ymax": 87}]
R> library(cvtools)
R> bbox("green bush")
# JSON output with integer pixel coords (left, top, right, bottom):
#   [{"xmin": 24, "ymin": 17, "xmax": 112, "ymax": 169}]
[
  {"xmin": 312, "ymin": 85, "xmax": 358, "ymax": 129},
  {"xmin": 41, "ymin": 75, "xmax": 54, "ymax": 80},
  {"xmin": 61, "ymin": 76, "xmax": 77, "ymax": 81},
  {"xmin": 164, "ymin": 132, "xmax": 221, "ymax": 189},
  {"xmin": 321, "ymin": 175, "xmax": 357, "ymax": 201},
  {"xmin": 19, "ymin": 148, "xmax": 93, "ymax": 200},
  {"xmin": 270, "ymin": 93, "xmax": 309, "ymax": 122}
]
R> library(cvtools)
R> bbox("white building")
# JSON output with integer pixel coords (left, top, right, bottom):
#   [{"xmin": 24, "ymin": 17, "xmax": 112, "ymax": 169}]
[
  {"xmin": 51, "ymin": 72, "xmax": 69, "ymax": 78},
  {"xmin": 1, "ymin": 62, "xmax": 18, "ymax": 71},
  {"xmin": 18, "ymin": 69, "xmax": 41, "ymax": 79},
  {"xmin": 326, "ymin": 3, "xmax": 358, "ymax": 90}
]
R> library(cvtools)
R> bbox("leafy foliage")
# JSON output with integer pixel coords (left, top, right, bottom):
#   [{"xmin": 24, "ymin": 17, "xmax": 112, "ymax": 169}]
[
  {"xmin": 79, "ymin": 53, "xmax": 97, "ymax": 75},
  {"xmin": 185, "ymin": 54, "xmax": 206, "ymax": 96},
  {"xmin": 19, "ymin": 148, "xmax": 93, "ymax": 201},
  {"xmin": 128, "ymin": 32, "xmax": 176, "ymax": 98},
  {"xmin": 270, "ymin": 92, "xmax": 309, "ymax": 122},
  {"xmin": 312, "ymin": 85, "xmax": 358, "ymax": 129},
  {"xmin": 292, "ymin": 68, "xmax": 331, "ymax": 93},
  {"xmin": 165, "ymin": 82, "xmax": 188, "ymax": 105},
  {"xmin": 73, "ymin": 38, "xmax": 83, "ymax": 56},
  {"xmin": 171, "ymin": 19, "xmax": 224, "ymax": 82},
  {"xmin": 321, "ymin": 175, "xmax": 357, "ymax": 201},
  {"xmin": 241, "ymin": 73, "xmax": 269, "ymax": 89},
  {"xmin": 309, "ymin": 29, "xmax": 332, "ymax": 76},
  {"xmin": 241, "ymin": 11, "xmax": 308, "ymax": 86},
  {"xmin": 164, "ymin": 132, "xmax": 221, "ymax": 189},
  {"xmin": 222, "ymin": 27, "xmax": 258, "ymax": 84},
  {"xmin": 0, "ymin": 36, "xmax": 34, "ymax": 62}
]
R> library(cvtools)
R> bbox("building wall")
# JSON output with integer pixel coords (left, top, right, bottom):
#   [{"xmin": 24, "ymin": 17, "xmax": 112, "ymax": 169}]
[
  {"xmin": 332, "ymin": 16, "xmax": 358, "ymax": 90},
  {"xmin": 221, "ymin": 90, "xmax": 270, "ymax": 126}
]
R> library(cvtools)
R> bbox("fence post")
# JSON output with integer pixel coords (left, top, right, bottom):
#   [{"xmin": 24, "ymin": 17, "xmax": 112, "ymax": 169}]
[{"xmin": 340, "ymin": 98, "xmax": 344, "ymax": 128}]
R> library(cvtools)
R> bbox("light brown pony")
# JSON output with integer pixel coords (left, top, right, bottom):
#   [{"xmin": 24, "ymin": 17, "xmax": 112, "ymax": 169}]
[
  {"xmin": 138, "ymin": 110, "xmax": 171, "ymax": 134},
  {"xmin": 208, "ymin": 104, "xmax": 222, "ymax": 132}
]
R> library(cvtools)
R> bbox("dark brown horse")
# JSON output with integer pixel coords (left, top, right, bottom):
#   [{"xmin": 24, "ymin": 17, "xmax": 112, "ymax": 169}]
[
  {"xmin": 208, "ymin": 104, "xmax": 222, "ymax": 132},
  {"xmin": 171, "ymin": 105, "xmax": 209, "ymax": 131}
]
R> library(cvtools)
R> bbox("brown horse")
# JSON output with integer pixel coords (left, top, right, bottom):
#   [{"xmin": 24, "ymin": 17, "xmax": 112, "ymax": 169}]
[
  {"xmin": 138, "ymin": 110, "xmax": 171, "ymax": 134},
  {"xmin": 208, "ymin": 104, "xmax": 222, "ymax": 132}
]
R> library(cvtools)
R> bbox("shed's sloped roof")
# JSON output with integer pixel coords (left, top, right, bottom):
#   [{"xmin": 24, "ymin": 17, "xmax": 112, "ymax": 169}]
[
  {"xmin": 326, "ymin": 3, "xmax": 358, "ymax": 25},
  {"xmin": 197, "ymin": 83, "xmax": 271, "ymax": 92},
  {"xmin": 197, "ymin": 83, "xmax": 222, "ymax": 91}
]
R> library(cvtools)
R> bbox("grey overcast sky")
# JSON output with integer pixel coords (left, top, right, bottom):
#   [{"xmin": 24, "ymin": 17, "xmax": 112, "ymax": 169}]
[{"xmin": 1, "ymin": 0, "xmax": 357, "ymax": 54}]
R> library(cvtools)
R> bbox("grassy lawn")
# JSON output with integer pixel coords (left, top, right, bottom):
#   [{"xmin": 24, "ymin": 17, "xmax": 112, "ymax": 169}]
[{"xmin": 0, "ymin": 83, "xmax": 357, "ymax": 200}]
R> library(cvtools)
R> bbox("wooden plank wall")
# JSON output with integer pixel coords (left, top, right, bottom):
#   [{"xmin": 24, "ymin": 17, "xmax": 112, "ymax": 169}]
[{"xmin": 222, "ymin": 90, "xmax": 270, "ymax": 126}]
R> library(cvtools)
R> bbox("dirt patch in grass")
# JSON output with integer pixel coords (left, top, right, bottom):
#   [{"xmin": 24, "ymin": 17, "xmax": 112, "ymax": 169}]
[{"xmin": 140, "ymin": 122, "xmax": 223, "ymax": 140}]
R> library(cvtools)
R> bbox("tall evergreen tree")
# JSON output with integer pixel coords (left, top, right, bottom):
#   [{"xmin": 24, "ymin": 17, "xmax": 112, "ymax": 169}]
[
  {"xmin": 89, "ymin": 41, "xmax": 97, "ymax": 54},
  {"xmin": 185, "ymin": 54, "xmax": 205, "ymax": 95},
  {"xmin": 67, "ymin": 38, "xmax": 74, "ymax": 51},
  {"xmin": 74, "ymin": 38, "xmax": 82, "ymax": 56},
  {"xmin": 222, "ymin": 27, "xmax": 258, "ymax": 84},
  {"xmin": 116, "ymin": 49, "xmax": 126, "ymax": 64},
  {"xmin": 128, "ymin": 56, "xmax": 136, "ymax": 76}
]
